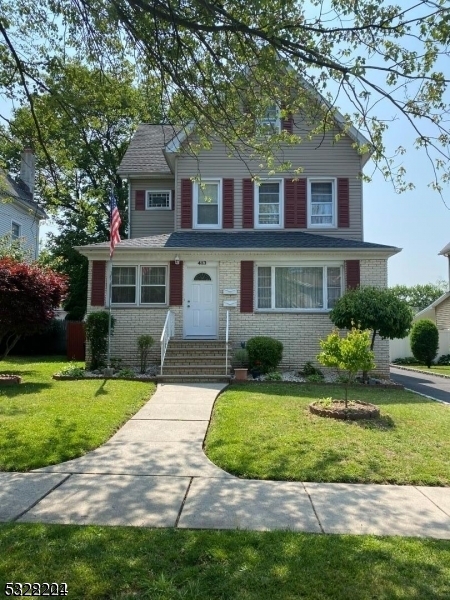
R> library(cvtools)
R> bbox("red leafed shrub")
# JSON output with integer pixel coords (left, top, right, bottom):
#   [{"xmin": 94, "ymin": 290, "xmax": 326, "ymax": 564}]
[{"xmin": 0, "ymin": 258, "xmax": 67, "ymax": 359}]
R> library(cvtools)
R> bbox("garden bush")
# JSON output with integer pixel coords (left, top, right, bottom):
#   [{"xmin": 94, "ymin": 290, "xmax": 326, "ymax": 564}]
[
  {"xmin": 300, "ymin": 361, "xmax": 324, "ymax": 378},
  {"xmin": 246, "ymin": 336, "xmax": 283, "ymax": 374},
  {"xmin": 437, "ymin": 354, "xmax": 450, "ymax": 365},
  {"xmin": 410, "ymin": 319, "xmax": 439, "ymax": 368},
  {"xmin": 137, "ymin": 334, "xmax": 154, "ymax": 373},
  {"xmin": 85, "ymin": 311, "xmax": 116, "ymax": 370},
  {"xmin": 391, "ymin": 356, "xmax": 421, "ymax": 365}
]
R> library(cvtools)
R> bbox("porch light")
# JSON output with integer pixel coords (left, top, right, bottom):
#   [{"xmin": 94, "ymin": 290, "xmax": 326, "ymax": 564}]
[{"xmin": 174, "ymin": 254, "xmax": 180, "ymax": 265}]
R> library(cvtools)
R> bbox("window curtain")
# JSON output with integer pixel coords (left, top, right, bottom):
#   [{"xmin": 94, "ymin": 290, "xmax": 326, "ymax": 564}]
[{"xmin": 275, "ymin": 267, "xmax": 323, "ymax": 309}]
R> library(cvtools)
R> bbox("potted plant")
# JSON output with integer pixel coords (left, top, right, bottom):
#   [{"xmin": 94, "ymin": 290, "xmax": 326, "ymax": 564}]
[{"xmin": 233, "ymin": 348, "xmax": 249, "ymax": 380}]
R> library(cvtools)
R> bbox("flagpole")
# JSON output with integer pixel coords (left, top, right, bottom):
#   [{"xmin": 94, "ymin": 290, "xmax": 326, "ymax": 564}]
[
  {"xmin": 106, "ymin": 184, "xmax": 121, "ymax": 374},
  {"xmin": 107, "ymin": 255, "xmax": 113, "ymax": 370}
]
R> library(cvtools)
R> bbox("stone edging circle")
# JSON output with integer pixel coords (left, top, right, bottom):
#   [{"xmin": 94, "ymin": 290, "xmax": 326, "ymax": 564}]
[
  {"xmin": 0, "ymin": 375, "xmax": 22, "ymax": 385},
  {"xmin": 309, "ymin": 399, "xmax": 380, "ymax": 420}
]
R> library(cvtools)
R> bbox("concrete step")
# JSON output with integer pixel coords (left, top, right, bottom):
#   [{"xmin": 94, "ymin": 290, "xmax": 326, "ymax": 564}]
[
  {"xmin": 164, "ymin": 358, "xmax": 230, "ymax": 366},
  {"xmin": 157, "ymin": 374, "xmax": 231, "ymax": 384},
  {"xmin": 162, "ymin": 367, "xmax": 230, "ymax": 376}
]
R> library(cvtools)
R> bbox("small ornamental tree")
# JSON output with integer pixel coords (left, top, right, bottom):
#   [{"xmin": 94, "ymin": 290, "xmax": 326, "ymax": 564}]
[
  {"xmin": 85, "ymin": 311, "xmax": 116, "ymax": 370},
  {"xmin": 0, "ymin": 257, "xmax": 67, "ymax": 359},
  {"xmin": 317, "ymin": 328, "xmax": 376, "ymax": 408},
  {"xmin": 410, "ymin": 319, "xmax": 439, "ymax": 368}
]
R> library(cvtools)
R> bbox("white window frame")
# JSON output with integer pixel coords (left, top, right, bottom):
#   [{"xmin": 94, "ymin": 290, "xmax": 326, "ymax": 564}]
[
  {"xmin": 140, "ymin": 265, "xmax": 168, "ymax": 305},
  {"xmin": 193, "ymin": 178, "xmax": 222, "ymax": 229},
  {"xmin": 146, "ymin": 190, "xmax": 172, "ymax": 210},
  {"xmin": 260, "ymin": 104, "xmax": 281, "ymax": 132},
  {"xmin": 255, "ymin": 262, "xmax": 343, "ymax": 312},
  {"xmin": 307, "ymin": 178, "xmax": 337, "ymax": 229},
  {"xmin": 11, "ymin": 221, "xmax": 21, "ymax": 240},
  {"xmin": 110, "ymin": 264, "xmax": 168, "ymax": 306},
  {"xmin": 254, "ymin": 178, "xmax": 284, "ymax": 229}
]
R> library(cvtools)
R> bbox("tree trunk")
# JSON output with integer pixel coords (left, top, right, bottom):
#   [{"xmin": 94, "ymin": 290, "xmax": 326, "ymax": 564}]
[
  {"xmin": 361, "ymin": 330, "xmax": 377, "ymax": 382},
  {"xmin": 0, "ymin": 333, "xmax": 21, "ymax": 360}
]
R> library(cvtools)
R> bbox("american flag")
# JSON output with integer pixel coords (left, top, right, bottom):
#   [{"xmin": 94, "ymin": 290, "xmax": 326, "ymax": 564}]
[{"xmin": 110, "ymin": 190, "xmax": 121, "ymax": 259}]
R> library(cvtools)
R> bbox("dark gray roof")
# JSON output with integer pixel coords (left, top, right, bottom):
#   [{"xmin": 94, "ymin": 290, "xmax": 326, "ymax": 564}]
[
  {"xmin": 0, "ymin": 171, "xmax": 47, "ymax": 219},
  {"xmin": 117, "ymin": 124, "xmax": 179, "ymax": 175},
  {"xmin": 79, "ymin": 231, "xmax": 399, "ymax": 252}
]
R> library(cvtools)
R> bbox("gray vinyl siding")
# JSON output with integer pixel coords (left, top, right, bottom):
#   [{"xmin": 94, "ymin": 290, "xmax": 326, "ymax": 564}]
[
  {"xmin": 130, "ymin": 178, "xmax": 175, "ymax": 238},
  {"xmin": 175, "ymin": 117, "xmax": 363, "ymax": 240},
  {"xmin": 0, "ymin": 198, "xmax": 40, "ymax": 259}
]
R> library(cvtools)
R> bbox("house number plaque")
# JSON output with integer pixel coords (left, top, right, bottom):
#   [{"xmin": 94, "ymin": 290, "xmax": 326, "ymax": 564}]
[{"xmin": 198, "ymin": 261, "xmax": 206, "ymax": 265}]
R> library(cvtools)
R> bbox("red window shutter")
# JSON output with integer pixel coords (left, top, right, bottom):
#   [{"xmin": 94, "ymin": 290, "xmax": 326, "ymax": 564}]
[
  {"xmin": 338, "ymin": 178, "xmax": 350, "ymax": 228},
  {"xmin": 284, "ymin": 178, "xmax": 296, "ymax": 228},
  {"xmin": 169, "ymin": 261, "xmax": 183, "ymax": 305},
  {"xmin": 135, "ymin": 190, "xmax": 145, "ymax": 211},
  {"xmin": 171, "ymin": 189, "xmax": 175, "ymax": 211},
  {"xmin": 240, "ymin": 261, "xmax": 254, "ymax": 313},
  {"xmin": 181, "ymin": 179, "xmax": 193, "ymax": 228},
  {"xmin": 297, "ymin": 178, "xmax": 307, "ymax": 228},
  {"xmin": 91, "ymin": 261, "xmax": 106, "ymax": 306},
  {"xmin": 242, "ymin": 179, "xmax": 254, "ymax": 228},
  {"xmin": 281, "ymin": 115, "xmax": 294, "ymax": 134},
  {"xmin": 223, "ymin": 179, "xmax": 234, "ymax": 228},
  {"xmin": 346, "ymin": 260, "xmax": 360, "ymax": 290}
]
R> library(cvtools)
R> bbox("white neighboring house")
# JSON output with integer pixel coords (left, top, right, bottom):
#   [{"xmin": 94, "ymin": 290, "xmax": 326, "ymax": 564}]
[{"xmin": 0, "ymin": 148, "xmax": 47, "ymax": 260}]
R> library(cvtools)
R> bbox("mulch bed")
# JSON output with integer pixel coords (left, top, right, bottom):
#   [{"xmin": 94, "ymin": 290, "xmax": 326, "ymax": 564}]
[{"xmin": 309, "ymin": 399, "xmax": 380, "ymax": 420}]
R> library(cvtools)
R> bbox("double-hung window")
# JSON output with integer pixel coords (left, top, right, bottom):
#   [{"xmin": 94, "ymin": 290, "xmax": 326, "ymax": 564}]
[
  {"xmin": 260, "ymin": 104, "xmax": 280, "ymax": 132},
  {"xmin": 255, "ymin": 180, "xmax": 283, "ymax": 228},
  {"xmin": 257, "ymin": 265, "xmax": 342, "ymax": 311},
  {"xmin": 111, "ymin": 265, "xmax": 167, "ymax": 305},
  {"xmin": 194, "ymin": 180, "xmax": 221, "ymax": 228},
  {"xmin": 308, "ymin": 179, "xmax": 336, "ymax": 227},
  {"xmin": 11, "ymin": 221, "xmax": 21, "ymax": 240},
  {"xmin": 146, "ymin": 191, "xmax": 171, "ymax": 210}
]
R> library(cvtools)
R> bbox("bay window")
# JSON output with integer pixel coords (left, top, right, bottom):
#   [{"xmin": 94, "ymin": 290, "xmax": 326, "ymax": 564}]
[{"xmin": 257, "ymin": 265, "xmax": 342, "ymax": 310}]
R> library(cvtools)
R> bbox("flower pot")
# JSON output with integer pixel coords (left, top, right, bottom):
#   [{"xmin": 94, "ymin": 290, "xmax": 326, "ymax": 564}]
[{"xmin": 234, "ymin": 368, "xmax": 248, "ymax": 380}]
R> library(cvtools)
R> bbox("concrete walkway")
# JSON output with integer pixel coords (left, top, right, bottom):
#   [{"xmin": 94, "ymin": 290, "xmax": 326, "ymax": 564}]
[
  {"xmin": 390, "ymin": 366, "xmax": 450, "ymax": 404},
  {"xmin": 1, "ymin": 383, "xmax": 450, "ymax": 538}
]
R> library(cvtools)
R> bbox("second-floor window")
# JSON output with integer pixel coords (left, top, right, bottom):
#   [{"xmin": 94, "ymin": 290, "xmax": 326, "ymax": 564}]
[
  {"xmin": 308, "ymin": 179, "xmax": 336, "ymax": 227},
  {"xmin": 260, "ymin": 104, "xmax": 281, "ymax": 132},
  {"xmin": 146, "ymin": 191, "xmax": 171, "ymax": 210},
  {"xmin": 255, "ymin": 180, "xmax": 283, "ymax": 228},
  {"xmin": 194, "ymin": 180, "xmax": 222, "ymax": 229},
  {"xmin": 11, "ymin": 221, "xmax": 21, "ymax": 240}
]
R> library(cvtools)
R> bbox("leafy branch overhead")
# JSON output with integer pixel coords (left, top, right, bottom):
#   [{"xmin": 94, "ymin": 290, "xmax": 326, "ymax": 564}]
[{"xmin": 0, "ymin": 1, "xmax": 450, "ymax": 191}]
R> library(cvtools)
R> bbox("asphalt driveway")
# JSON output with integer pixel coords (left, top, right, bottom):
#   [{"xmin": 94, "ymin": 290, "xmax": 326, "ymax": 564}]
[{"xmin": 390, "ymin": 367, "xmax": 450, "ymax": 404}]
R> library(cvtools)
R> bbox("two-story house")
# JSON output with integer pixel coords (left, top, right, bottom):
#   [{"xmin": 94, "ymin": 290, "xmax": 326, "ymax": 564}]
[
  {"xmin": 77, "ymin": 109, "xmax": 400, "ymax": 379},
  {"xmin": 0, "ymin": 148, "xmax": 46, "ymax": 260}
]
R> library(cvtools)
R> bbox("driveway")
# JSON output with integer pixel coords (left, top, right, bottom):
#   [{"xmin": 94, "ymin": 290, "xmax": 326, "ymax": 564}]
[{"xmin": 390, "ymin": 366, "xmax": 450, "ymax": 404}]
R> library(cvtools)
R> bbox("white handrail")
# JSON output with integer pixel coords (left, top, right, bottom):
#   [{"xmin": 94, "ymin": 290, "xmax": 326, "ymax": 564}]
[
  {"xmin": 225, "ymin": 310, "xmax": 229, "ymax": 375},
  {"xmin": 160, "ymin": 310, "xmax": 175, "ymax": 375}
]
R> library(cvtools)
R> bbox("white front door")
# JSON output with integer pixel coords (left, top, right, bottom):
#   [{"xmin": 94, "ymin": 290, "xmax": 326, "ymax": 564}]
[{"xmin": 184, "ymin": 266, "xmax": 218, "ymax": 337}]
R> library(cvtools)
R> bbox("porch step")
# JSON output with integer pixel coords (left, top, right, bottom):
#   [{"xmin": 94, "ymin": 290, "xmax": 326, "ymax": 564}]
[
  {"xmin": 157, "ymin": 374, "xmax": 231, "ymax": 384},
  {"xmin": 162, "ymin": 339, "xmax": 231, "ymax": 378}
]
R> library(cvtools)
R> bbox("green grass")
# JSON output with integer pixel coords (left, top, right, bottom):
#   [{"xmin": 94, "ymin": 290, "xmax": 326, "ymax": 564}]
[
  {"xmin": 0, "ymin": 524, "xmax": 449, "ymax": 599},
  {"xmin": 0, "ymin": 356, "xmax": 155, "ymax": 471},
  {"xmin": 396, "ymin": 364, "xmax": 450, "ymax": 376},
  {"xmin": 205, "ymin": 383, "xmax": 450, "ymax": 485}
]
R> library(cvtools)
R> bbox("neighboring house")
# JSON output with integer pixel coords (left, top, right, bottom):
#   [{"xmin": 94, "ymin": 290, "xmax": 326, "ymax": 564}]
[
  {"xmin": 77, "ymin": 106, "xmax": 400, "ymax": 378},
  {"xmin": 0, "ymin": 148, "xmax": 46, "ymax": 260}
]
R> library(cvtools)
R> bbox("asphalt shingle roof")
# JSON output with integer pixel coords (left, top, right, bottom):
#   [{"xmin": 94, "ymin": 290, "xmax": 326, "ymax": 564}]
[
  {"xmin": 117, "ymin": 124, "xmax": 179, "ymax": 175},
  {"xmin": 0, "ymin": 171, "xmax": 47, "ymax": 218},
  {"xmin": 79, "ymin": 231, "xmax": 398, "ymax": 251}
]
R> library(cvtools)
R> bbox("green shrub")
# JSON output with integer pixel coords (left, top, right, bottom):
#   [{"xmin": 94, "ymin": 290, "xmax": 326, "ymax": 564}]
[
  {"xmin": 300, "ymin": 361, "xmax": 324, "ymax": 378},
  {"xmin": 410, "ymin": 319, "xmax": 439, "ymax": 368},
  {"xmin": 117, "ymin": 368, "xmax": 135, "ymax": 378},
  {"xmin": 265, "ymin": 370, "xmax": 282, "ymax": 381},
  {"xmin": 57, "ymin": 362, "xmax": 85, "ymax": 378},
  {"xmin": 392, "ymin": 356, "xmax": 420, "ymax": 365},
  {"xmin": 246, "ymin": 336, "xmax": 283, "ymax": 374},
  {"xmin": 137, "ymin": 334, "xmax": 154, "ymax": 373},
  {"xmin": 233, "ymin": 348, "xmax": 249, "ymax": 367},
  {"xmin": 306, "ymin": 373, "xmax": 325, "ymax": 383},
  {"xmin": 437, "ymin": 354, "xmax": 450, "ymax": 365},
  {"xmin": 85, "ymin": 311, "xmax": 116, "ymax": 370}
]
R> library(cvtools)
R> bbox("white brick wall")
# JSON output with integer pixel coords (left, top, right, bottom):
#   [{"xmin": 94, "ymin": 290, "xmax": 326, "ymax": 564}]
[{"xmin": 86, "ymin": 253, "xmax": 390, "ymax": 374}]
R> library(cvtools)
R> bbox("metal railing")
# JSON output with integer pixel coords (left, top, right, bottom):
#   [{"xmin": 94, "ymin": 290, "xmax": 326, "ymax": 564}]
[
  {"xmin": 160, "ymin": 310, "xmax": 175, "ymax": 375},
  {"xmin": 225, "ymin": 310, "xmax": 230, "ymax": 375}
]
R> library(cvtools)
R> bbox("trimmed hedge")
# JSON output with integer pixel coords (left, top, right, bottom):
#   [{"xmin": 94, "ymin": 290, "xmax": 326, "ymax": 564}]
[
  {"xmin": 410, "ymin": 319, "xmax": 439, "ymax": 368},
  {"xmin": 246, "ymin": 336, "xmax": 283, "ymax": 374}
]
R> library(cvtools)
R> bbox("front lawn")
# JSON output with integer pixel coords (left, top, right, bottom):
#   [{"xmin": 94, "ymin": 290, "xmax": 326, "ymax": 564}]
[
  {"xmin": 0, "ymin": 524, "xmax": 449, "ymax": 599},
  {"xmin": 394, "ymin": 364, "xmax": 450, "ymax": 376},
  {"xmin": 0, "ymin": 357, "xmax": 155, "ymax": 471},
  {"xmin": 205, "ymin": 383, "xmax": 450, "ymax": 485}
]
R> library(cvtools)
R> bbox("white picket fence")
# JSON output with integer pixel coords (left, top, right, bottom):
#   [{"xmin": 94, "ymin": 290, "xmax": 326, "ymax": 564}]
[{"xmin": 390, "ymin": 329, "xmax": 450, "ymax": 361}]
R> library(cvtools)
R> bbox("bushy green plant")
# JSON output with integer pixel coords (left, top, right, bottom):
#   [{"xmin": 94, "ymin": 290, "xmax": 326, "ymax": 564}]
[
  {"xmin": 306, "ymin": 373, "xmax": 325, "ymax": 383},
  {"xmin": 110, "ymin": 357, "xmax": 123, "ymax": 370},
  {"xmin": 85, "ymin": 311, "xmax": 115, "ymax": 370},
  {"xmin": 117, "ymin": 368, "xmax": 135, "ymax": 378},
  {"xmin": 233, "ymin": 348, "xmax": 249, "ymax": 367},
  {"xmin": 317, "ymin": 327, "xmax": 375, "ymax": 408},
  {"xmin": 436, "ymin": 354, "xmax": 450, "ymax": 365},
  {"xmin": 300, "ymin": 361, "xmax": 324, "ymax": 378},
  {"xmin": 410, "ymin": 319, "xmax": 439, "ymax": 368},
  {"xmin": 58, "ymin": 362, "xmax": 85, "ymax": 378},
  {"xmin": 391, "ymin": 356, "xmax": 421, "ymax": 365},
  {"xmin": 246, "ymin": 336, "xmax": 283, "ymax": 374},
  {"xmin": 137, "ymin": 334, "xmax": 154, "ymax": 373},
  {"xmin": 265, "ymin": 370, "xmax": 282, "ymax": 381},
  {"xmin": 317, "ymin": 396, "xmax": 333, "ymax": 407}
]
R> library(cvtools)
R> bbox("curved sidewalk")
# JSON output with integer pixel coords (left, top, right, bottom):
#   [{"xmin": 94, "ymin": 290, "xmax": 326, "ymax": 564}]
[{"xmin": 1, "ymin": 383, "xmax": 450, "ymax": 538}]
